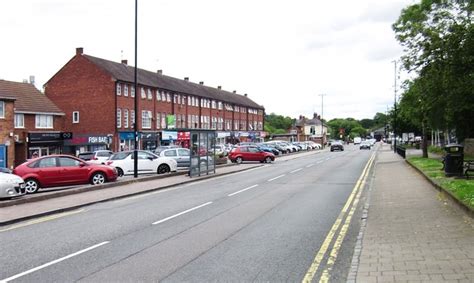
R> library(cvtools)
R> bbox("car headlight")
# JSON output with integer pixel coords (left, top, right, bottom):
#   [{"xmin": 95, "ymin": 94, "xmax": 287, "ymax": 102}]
[{"xmin": 5, "ymin": 177, "xmax": 21, "ymax": 184}]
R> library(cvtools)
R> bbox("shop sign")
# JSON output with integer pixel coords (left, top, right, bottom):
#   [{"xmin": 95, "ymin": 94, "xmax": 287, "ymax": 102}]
[
  {"xmin": 141, "ymin": 132, "xmax": 159, "ymax": 140},
  {"xmin": 166, "ymin": 115, "xmax": 176, "ymax": 129},
  {"xmin": 64, "ymin": 135, "xmax": 110, "ymax": 145},
  {"xmin": 162, "ymin": 130, "xmax": 178, "ymax": 141},
  {"xmin": 28, "ymin": 132, "xmax": 62, "ymax": 142},
  {"xmin": 119, "ymin": 132, "xmax": 135, "ymax": 140},
  {"xmin": 177, "ymin": 132, "xmax": 190, "ymax": 140}
]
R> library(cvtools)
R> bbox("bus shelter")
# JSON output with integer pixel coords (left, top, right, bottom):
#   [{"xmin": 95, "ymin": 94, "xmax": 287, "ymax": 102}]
[{"xmin": 189, "ymin": 130, "xmax": 216, "ymax": 177}]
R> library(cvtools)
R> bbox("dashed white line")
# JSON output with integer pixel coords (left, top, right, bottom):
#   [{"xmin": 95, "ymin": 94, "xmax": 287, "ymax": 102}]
[
  {"xmin": 1, "ymin": 241, "xmax": 110, "ymax": 282},
  {"xmin": 316, "ymin": 161, "xmax": 323, "ymax": 164},
  {"xmin": 326, "ymin": 158, "xmax": 331, "ymax": 161},
  {"xmin": 152, "ymin": 202, "xmax": 213, "ymax": 225},
  {"xmin": 306, "ymin": 164, "xmax": 315, "ymax": 168},
  {"xmin": 267, "ymin": 174, "xmax": 285, "ymax": 182},
  {"xmin": 228, "ymin": 184, "xmax": 259, "ymax": 196},
  {"xmin": 290, "ymin": 168, "xmax": 303, "ymax": 174}
]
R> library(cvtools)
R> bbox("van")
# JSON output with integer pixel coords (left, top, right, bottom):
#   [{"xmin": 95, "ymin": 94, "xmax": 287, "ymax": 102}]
[{"xmin": 354, "ymin": 137, "xmax": 362, "ymax": 145}]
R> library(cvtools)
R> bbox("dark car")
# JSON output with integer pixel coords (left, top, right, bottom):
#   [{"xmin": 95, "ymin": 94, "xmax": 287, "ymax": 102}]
[
  {"xmin": 330, "ymin": 141, "xmax": 344, "ymax": 152},
  {"xmin": 13, "ymin": 155, "xmax": 118, "ymax": 193},
  {"xmin": 228, "ymin": 146, "xmax": 275, "ymax": 164},
  {"xmin": 257, "ymin": 143, "xmax": 280, "ymax": 156}
]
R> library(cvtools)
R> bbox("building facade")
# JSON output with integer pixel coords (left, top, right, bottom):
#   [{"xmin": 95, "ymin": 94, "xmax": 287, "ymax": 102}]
[
  {"xmin": 45, "ymin": 48, "xmax": 265, "ymax": 154},
  {"xmin": 0, "ymin": 79, "xmax": 65, "ymax": 167},
  {"xmin": 294, "ymin": 113, "xmax": 328, "ymax": 145}
]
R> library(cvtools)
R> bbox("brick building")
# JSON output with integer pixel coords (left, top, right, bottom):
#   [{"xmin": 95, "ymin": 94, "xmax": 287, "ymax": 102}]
[
  {"xmin": 0, "ymin": 79, "xmax": 65, "ymax": 167},
  {"xmin": 294, "ymin": 113, "xmax": 328, "ymax": 145},
  {"xmin": 44, "ymin": 48, "xmax": 265, "ymax": 154}
]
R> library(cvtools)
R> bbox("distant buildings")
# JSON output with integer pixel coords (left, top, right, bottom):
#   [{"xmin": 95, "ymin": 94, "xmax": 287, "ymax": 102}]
[{"xmin": 294, "ymin": 113, "xmax": 328, "ymax": 144}]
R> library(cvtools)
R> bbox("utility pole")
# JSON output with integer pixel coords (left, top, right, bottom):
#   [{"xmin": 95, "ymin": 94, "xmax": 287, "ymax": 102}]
[
  {"xmin": 319, "ymin": 94, "xmax": 326, "ymax": 148},
  {"xmin": 133, "ymin": 0, "xmax": 138, "ymax": 178},
  {"xmin": 392, "ymin": 60, "xmax": 397, "ymax": 153}
]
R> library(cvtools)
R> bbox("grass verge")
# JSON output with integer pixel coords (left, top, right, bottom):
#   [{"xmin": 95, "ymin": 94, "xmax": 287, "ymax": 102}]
[{"xmin": 407, "ymin": 156, "xmax": 474, "ymax": 210}]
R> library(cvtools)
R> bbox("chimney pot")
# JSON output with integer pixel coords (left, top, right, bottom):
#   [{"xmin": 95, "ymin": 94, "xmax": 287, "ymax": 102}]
[
  {"xmin": 199, "ymin": 81, "xmax": 204, "ymax": 85},
  {"xmin": 233, "ymin": 90, "xmax": 236, "ymax": 94},
  {"xmin": 313, "ymin": 113, "xmax": 318, "ymax": 119},
  {"xmin": 76, "ymin": 47, "xmax": 83, "ymax": 55},
  {"xmin": 121, "ymin": 59, "xmax": 128, "ymax": 65},
  {"xmin": 244, "ymin": 93, "xmax": 248, "ymax": 97},
  {"xmin": 29, "ymin": 75, "xmax": 35, "ymax": 85},
  {"xmin": 184, "ymin": 77, "xmax": 189, "ymax": 81},
  {"xmin": 217, "ymin": 86, "xmax": 222, "ymax": 90},
  {"xmin": 157, "ymin": 70, "xmax": 163, "ymax": 75}
]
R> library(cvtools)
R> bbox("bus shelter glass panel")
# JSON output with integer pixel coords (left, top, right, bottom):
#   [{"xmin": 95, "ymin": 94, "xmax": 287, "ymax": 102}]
[{"xmin": 189, "ymin": 131, "xmax": 216, "ymax": 177}]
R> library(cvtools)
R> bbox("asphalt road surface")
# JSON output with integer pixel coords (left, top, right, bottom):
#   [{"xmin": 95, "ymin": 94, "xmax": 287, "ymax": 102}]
[{"xmin": 0, "ymin": 144, "xmax": 375, "ymax": 282}]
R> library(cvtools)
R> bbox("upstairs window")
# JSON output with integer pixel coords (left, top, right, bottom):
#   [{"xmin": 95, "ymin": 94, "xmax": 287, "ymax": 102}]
[
  {"xmin": 124, "ymin": 85, "xmax": 129, "ymax": 97},
  {"xmin": 142, "ymin": 110, "xmax": 152, "ymax": 129},
  {"xmin": 131, "ymin": 86, "xmax": 135, "ymax": 97},
  {"xmin": 116, "ymin": 109, "xmax": 122, "ymax": 128},
  {"xmin": 14, "ymin": 114, "xmax": 24, "ymax": 128},
  {"xmin": 166, "ymin": 93, "xmax": 171, "ymax": 102},
  {"xmin": 141, "ymin": 87, "xmax": 146, "ymax": 99},
  {"xmin": 147, "ymin": 89, "xmax": 153, "ymax": 100},
  {"xmin": 0, "ymin": 101, "xmax": 4, "ymax": 118},
  {"xmin": 116, "ymin": 83, "xmax": 121, "ymax": 95},
  {"xmin": 72, "ymin": 111, "xmax": 79, "ymax": 123},
  {"xmin": 35, "ymin": 114, "xmax": 53, "ymax": 129},
  {"xmin": 124, "ymin": 109, "xmax": 129, "ymax": 128},
  {"xmin": 156, "ymin": 90, "xmax": 161, "ymax": 101}
]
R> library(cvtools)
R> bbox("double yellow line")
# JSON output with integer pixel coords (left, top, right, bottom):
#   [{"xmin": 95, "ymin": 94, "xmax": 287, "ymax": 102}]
[
  {"xmin": 0, "ymin": 209, "xmax": 84, "ymax": 233},
  {"xmin": 302, "ymin": 152, "xmax": 376, "ymax": 283}
]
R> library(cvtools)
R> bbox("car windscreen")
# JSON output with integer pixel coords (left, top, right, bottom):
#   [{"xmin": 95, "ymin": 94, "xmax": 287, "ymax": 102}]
[
  {"xmin": 96, "ymin": 151, "xmax": 112, "ymax": 157},
  {"xmin": 78, "ymin": 153, "xmax": 93, "ymax": 160},
  {"xmin": 110, "ymin": 152, "xmax": 131, "ymax": 160}
]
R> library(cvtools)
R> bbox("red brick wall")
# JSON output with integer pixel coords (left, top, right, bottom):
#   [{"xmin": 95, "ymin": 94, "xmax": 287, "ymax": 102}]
[
  {"xmin": 0, "ymin": 101, "xmax": 15, "ymax": 168},
  {"xmin": 45, "ymin": 55, "xmax": 115, "ymax": 136}
]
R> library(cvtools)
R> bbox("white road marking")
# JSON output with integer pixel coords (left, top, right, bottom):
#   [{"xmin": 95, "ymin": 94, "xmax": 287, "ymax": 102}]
[
  {"xmin": 306, "ymin": 164, "xmax": 314, "ymax": 168},
  {"xmin": 1, "ymin": 241, "xmax": 110, "ymax": 282},
  {"xmin": 267, "ymin": 174, "xmax": 285, "ymax": 182},
  {"xmin": 152, "ymin": 202, "xmax": 213, "ymax": 225},
  {"xmin": 316, "ymin": 161, "xmax": 323, "ymax": 164},
  {"xmin": 290, "ymin": 168, "xmax": 303, "ymax": 174},
  {"xmin": 325, "ymin": 158, "xmax": 331, "ymax": 161},
  {"xmin": 228, "ymin": 184, "xmax": 259, "ymax": 197}
]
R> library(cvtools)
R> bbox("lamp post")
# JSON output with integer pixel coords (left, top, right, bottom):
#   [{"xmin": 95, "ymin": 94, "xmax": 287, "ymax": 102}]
[
  {"xmin": 133, "ymin": 0, "xmax": 138, "ymax": 178},
  {"xmin": 319, "ymin": 94, "xmax": 326, "ymax": 148},
  {"xmin": 392, "ymin": 60, "xmax": 397, "ymax": 153}
]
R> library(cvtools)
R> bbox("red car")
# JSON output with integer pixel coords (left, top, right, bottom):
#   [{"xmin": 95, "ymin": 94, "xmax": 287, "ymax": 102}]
[
  {"xmin": 228, "ymin": 146, "xmax": 275, "ymax": 164},
  {"xmin": 13, "ymin": 155, "xmax": 118, "ymax": 194}
]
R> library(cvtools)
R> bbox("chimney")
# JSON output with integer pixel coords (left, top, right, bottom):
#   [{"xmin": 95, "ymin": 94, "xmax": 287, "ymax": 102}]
[
  {"xmin": 184, "ymin": 77, "xmax": 189, "ymax": 81},
  {"xmin": 232, "ymin": 90, "xmax": 236, "ymax": 94},
  {"xmin": 157, "ymin": 70, "xmax": 163, "ymax": 75},
  {"xmin": 313, "ymin": 113, "xmax": 318, "ymax": 119},
  {"xmin": 244, "ymin": 93, "xmax": 248, "ymax": 97},
  {"xmin": 76, "ymin": 47, "xmax": 83, "ymax": 55},
  {"xmin": 318, "ymin": 115, "xmax": 321, "ymax": 120},
  {"xmin": 121, "ymin": 59, "xmax": 128, "ymax": 65},
  {"xmin": 217, "ymin": 86, "xmax": 222, "ymax": 90},
  {"xmin": 199, "ymin": 81, "xmax": 204, "ymax": 85},
  {"xmin": 29, "ymin": 75, "xmax": 35, "ymax": 85}
]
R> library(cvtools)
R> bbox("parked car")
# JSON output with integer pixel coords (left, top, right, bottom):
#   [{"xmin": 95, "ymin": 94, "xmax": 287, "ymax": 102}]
[
  {"xmin": 0, "ymin": 172, "xmax": 26, "ymax": 199},
  {"xmin": 154, "ymin": 145, "xmax": 180, "ymax": 155},
  {"xmin": 330, "ymin": 141, "xmax": 344, "ymax": 152},
  {"xmin": 106, "ymin": 150, "xmax": 177, "ymax": 176},
  {"xmin": 360, "ymin": 141, "xmax": 372, "ymax": 150},
  {"xmin": 256, "ymin": 143, "xmax": 280, "ymax": 156},
  {"xmin": 228, "ymin": 146, "xmax": 275, "ymax": 164},
  {"xmin": 79, "ymin": 150, "xmax": 113, "ymax": 165},
  {"xmin": 265, "ymin": 142, "xmax": 289, "ymax": 154},
  {"xmin": 212, "ymin": 144, "xmax": 227, "ymax": 156},
  {"xmin": 157, "ymin": 148, "xmax": 192, "ymax": 168},
  {"xmin": 13, "ymin": 155, "xmax": 118, "ymax": 194}
]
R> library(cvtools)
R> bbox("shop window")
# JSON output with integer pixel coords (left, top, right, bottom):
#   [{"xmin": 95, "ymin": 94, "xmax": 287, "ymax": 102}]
[
  {"xmin": 73, "ymin": 111, "xmax": 80, "ymax": 124},
  {"xmin": 14, "ymin": 114, "xmax": 24, "ymax": 128},
  {"xmin": 35, "ymin": 114, "xmax": 53, "ymax": 129}
]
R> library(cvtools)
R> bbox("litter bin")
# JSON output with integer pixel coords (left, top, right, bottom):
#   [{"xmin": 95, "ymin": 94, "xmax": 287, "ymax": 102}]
[{"xmin": 444, "ymin": 144, "xmax": 464, "ymax": 177}]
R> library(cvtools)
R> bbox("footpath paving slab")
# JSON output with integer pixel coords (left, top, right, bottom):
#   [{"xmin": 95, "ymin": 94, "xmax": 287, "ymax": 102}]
[{"xmin": 353, "ymin": 144, "xmax": 474, "ymax": 283}]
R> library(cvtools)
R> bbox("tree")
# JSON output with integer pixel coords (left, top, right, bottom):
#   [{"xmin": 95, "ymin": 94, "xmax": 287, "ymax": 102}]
[{"xmin": 264, "ymin": 113, "xmax": 295, "ymax": 135}]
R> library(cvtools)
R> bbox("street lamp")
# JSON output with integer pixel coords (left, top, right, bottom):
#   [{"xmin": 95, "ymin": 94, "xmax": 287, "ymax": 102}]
[
  {"xmin": 319, "ymin": 94, "xmax": 326, "ymax": 148},
  {"xmin": 392, "ymin": 60, "xmax": 397, "ymax": 153},
  {"xmin": 133, "ymin": 0, "xmax": 138, "ymax": 178}
]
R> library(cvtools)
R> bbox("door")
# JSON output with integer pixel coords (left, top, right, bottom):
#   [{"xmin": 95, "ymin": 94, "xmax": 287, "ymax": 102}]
[
  {"xmin": 247, "ymin": 146, "xmax": 261, "ymax": 161},
  {"xmin": 57, "ymin": 157, "xmax": 89, "ymax": 185},
  {"xmin": 0, "ymin": 145, "xmax": 6, "ymax": 168},
  {"xmin": 137, "ymin": 151, "xmax": 156, "ymax": 173},
  {"xmin": 34, "ymin": 157, "xmax": 60, "ymax": 187},
  {"xmin": 177, "ymin": 148, "xmax": 190, "ymax": 167}
]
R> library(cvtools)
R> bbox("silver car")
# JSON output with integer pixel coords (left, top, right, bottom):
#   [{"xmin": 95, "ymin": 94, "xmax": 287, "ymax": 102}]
[
  {"xmin": 0, "ymin": 172, "xmax": 26, "ymax": 199},
  {"xmin": 158, "ymin": 148, "xmax": 191, "ymax": 168}
]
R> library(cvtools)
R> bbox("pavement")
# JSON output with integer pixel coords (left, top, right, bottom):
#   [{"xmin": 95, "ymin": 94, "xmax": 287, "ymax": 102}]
[
  {"xmin": 349, "ymin": 143, "xmax": 474, "ymax": 283},
  {"xmin": 0, "ymin": 149, "xmax": 323, "ymax": 226}
]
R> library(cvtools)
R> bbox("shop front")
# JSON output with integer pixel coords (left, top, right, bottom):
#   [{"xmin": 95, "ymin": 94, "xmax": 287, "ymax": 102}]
[
  {"xmin": 119, "ymin": 132, "xmax": 136, "ymax": 151},
  {"xmin": 161, "ymin": 130, "xmax": 178, "ymax": 146},
  {"xmin": 177, "ymin": 131, "xmax": 190, "ymax": 148},
  {"xmin": 63, "ymin": 134, "xmax": 112, "ymax": 156},
  {"xmin": 141, "ymin": 132, "xmax": 160, "ymax": 151},
  {"xmin": 27, "ymin": 132, "xmax": 67, "ymax": 159}
]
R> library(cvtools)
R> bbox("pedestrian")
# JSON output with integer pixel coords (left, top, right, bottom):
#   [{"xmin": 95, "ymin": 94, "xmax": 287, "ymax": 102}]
[{"xmin": 32, "ymin": 151, "xmax": 39, "ymax": 159}]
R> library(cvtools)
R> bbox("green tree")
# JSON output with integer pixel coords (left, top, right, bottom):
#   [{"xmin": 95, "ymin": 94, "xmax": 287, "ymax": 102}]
[{"xmin": 264, "ymin": 113, "xmax": 295, "ymax": 135}]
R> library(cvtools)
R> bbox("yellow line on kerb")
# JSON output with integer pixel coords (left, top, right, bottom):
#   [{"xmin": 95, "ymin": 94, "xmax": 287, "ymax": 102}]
[
  {"xmin": 302, "ymin": 153, "xmax": 375, "ymax": 283},
  {"xmin": 0, "ymin": 209, "xmax": 85, "ymax": 233}
]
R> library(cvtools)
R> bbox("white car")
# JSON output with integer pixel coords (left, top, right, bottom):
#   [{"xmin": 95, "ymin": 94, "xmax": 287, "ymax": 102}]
[
  {"xmin": 106, "ymin": 150, "xmax": 177, "ymax": 177},
  {"xmin": 0, "ymin": 172, "xmax": 26, "ymax": 198}
]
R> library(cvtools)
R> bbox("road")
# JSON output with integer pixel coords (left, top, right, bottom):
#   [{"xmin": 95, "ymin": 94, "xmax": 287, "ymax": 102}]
[{"xmin": 0, "ymin": 145, "xmax": 375, "ymax": 282}]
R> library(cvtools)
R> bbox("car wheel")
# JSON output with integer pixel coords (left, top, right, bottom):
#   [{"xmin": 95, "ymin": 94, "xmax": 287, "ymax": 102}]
[
  {"xmin": 236, "ymin": 157, "xmax": 243, "ymax": 164},
  {"xmin": 25, "ymin": 178, "xmax": 40, "ymax": 194},
  {"xmin": 331, "ymin": 149, "xmax": 334, "ymax": 152},
  {"xmin": 116, "ymin": 167, "xmax": 124, "ymax": 177},
  {"xmin": 157, "ymin": 164, "xmax": 171, "ymax": 174},
  {"xmin": 91, "ymin": 172, "xmax": 106, "ymax": 185},
  {"xmin": 265, "ymin": 156, "xmax": 272, "ymax": 163}
]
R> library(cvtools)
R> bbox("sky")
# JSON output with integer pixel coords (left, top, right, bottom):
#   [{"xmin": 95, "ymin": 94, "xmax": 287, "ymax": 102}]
[{"xmin": 0, "ymin": 0, "xmax": 414, "ymax": 121}]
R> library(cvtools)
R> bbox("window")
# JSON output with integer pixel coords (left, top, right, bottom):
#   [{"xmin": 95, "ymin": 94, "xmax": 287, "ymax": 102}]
[
  {"xmin": 117, "ymin": 108, "xmax": 122, "ymax": 128},
  {"xmin": 161, "ymin": 92, "xmax": 166, "ymax": 101},
  {"xmin": 218, "ymin": 102, "xmax": 223, "ymax": 110},
  {"xmin": 182, "ymin": 96, "xmax": 186, "ymax": 105},
  {"xmin": 156, "ymin": 113, "xmax": 161, "ymax": 129},
  {"xmin": 116, "ymin": 83, "xmax": 121, "ymax": 95},
  {"xmin": 177, "ymin": 95, "xmax": 181, "ymax": 105},
  {"xmin": 142, "ymin": 110, "xmax": 152, "ymax": 129},
  {"xmin": 73, "ymin": 111, "xmax": 79, "ymax": 123},
  {"xmin": 131, "ymin": 86, "xmax": 135, "ymax": 97},
  {"xmin": 147, "ymin": 89, "xmax": 152, "ymax": 100},
  {"xmin": 35, "ymin": 115, "xmax": 53, "ymax": 129},
  {"xmin": 156, "ymin": 90, "xmax": 161, "ymax": 101},
  {"xmin": 141, "ymin": 87, "xmax": 146, "ymax": 99},
  {"xmin": 14, "ymin": 114, "xmax": 24, "ymax": 128},
  {"xmin": 188, "ymin": 96, "xmax": 192, "ymax": 106},
  {"xmin": 124, "ymin": 109, "xmax": 129, "ymax": 128},
  {"xmin": 161, "ymin": 112, "xmax": 166, "ymax": 128},
  {"xmin": 166, "ymin": 93, "xmax": 171, "ymax": 102},
  {"xmin": 131, "ymin": 110, "xmax": 135, "ymax": 127},
  {"xmin": 124, "ymin": 85, "xmax": 129, "ymax": 96},
  {"xmin": 38, "ymin": 157, "xmax": 56, "ymax": 168},
  {"xmin": 173, "ymin": 95, "xmax": 177, "ymax": 104},
  {"xmin": 59, "ymin": 157, "xmax": 81, "ymax": 167},
  {"xmin": 212, "ymin": 100, "xmax": 216, "ymax": 109},
  {"xmin": 0, "ymin": 101, "xmax": 4, "ymax": 118},
  {"xmin": 164, "ymin": 150, "xmax": 177, "ymax": 157}
]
